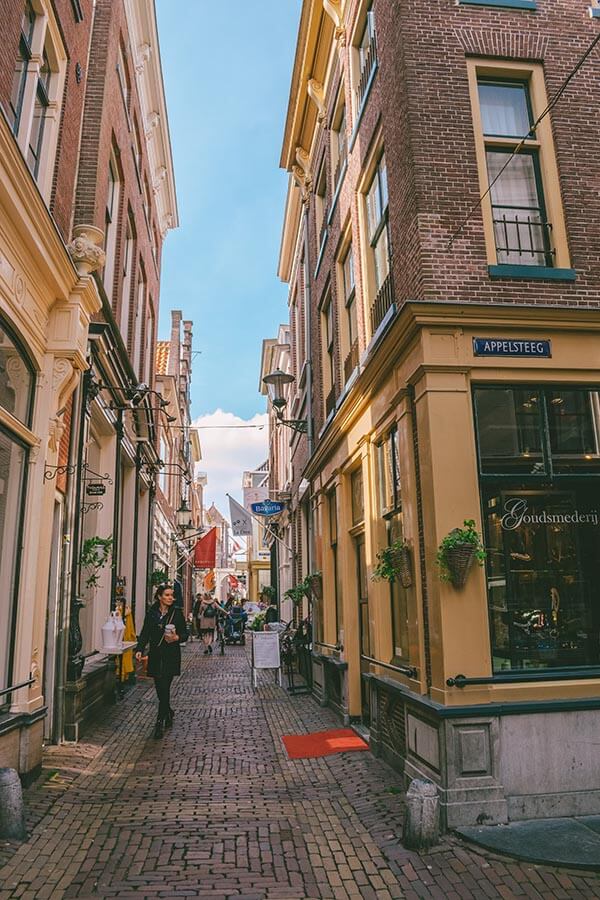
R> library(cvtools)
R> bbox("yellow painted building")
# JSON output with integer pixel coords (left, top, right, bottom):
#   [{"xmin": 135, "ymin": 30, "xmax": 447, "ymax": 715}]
[{"xmin": 272, "ymin": 0, "xmax": 600, "ymax": 826}]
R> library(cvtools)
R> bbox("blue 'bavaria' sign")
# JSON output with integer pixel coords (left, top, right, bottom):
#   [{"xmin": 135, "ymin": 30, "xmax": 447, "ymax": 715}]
[
  {"xmin": 251, "ymin": 500, "xmax": 286, "ymax": 517},
  {"xmin": 473, "ymin": 338, "xmax": 552, "ymax": 358}
]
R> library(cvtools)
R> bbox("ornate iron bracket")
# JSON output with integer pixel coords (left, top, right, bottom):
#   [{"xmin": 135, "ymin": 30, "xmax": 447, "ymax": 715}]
[
  {"xmin": 82, "ymin": 463, "xmax": 113, "ymax": 485},
  {"xmin": 81, "ymin": 501, "xmax": 104, "ymax": 514},
  {"xmin": 44, "ymin": 463, "xmax": 76, "ymax": 481}
]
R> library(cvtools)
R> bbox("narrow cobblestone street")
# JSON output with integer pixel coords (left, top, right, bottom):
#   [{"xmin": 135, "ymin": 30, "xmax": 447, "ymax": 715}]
[{"xmin": 1, "ymin": 643, "xmax": 599, "ymax": 900}]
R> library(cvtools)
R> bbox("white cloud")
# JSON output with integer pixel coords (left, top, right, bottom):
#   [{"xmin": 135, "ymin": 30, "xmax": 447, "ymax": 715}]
[{"xmin": 192, "ymin": 408, "xmax": 268, "ymax": 522}]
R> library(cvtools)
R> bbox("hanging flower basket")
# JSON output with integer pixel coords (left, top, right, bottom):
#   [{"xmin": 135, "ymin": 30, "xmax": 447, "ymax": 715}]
[
  {"xmin": 443, "ymin": 544, "xmax": 477, "ymax": 589},
  {"xmin": 372, "ymin": 540, "xmax": 412, "ymax": 587},
  {"xmin": 390, "ymin": 545, "xmax": 413, "ymax": 589},
  {"xmin": 437, "ymin": 520, "xmax": 486, "ymax": 589}
]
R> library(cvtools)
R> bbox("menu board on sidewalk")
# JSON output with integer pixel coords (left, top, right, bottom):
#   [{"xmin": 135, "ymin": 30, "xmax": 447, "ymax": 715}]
[{"xmin": 252, "ymin": 632, "xmax": 281, "ymax": 669}]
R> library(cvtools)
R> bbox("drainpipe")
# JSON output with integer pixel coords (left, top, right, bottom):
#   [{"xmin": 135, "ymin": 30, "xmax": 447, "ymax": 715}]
[
  {"xmin": 110, "ymin": 408, "xmax": 123, "ymax": 611},
  {"xmin": 130, "ymin": 441, "xmax": 141, "ymax": 623}
]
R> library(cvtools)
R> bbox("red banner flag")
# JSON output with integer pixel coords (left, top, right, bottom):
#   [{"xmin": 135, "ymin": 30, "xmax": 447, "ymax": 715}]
[{"xmin": 194, "ymin": 527, "xmax": 217, "ymax": 568}]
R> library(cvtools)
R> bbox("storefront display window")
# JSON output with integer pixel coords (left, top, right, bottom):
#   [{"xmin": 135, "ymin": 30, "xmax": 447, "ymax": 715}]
[{"xmin": 474, "ymin": 386, "xmax": 600, "ymax": 671}]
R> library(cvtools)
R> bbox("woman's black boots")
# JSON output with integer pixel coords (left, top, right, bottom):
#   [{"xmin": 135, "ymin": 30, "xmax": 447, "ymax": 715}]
[
  {"xmin": 164, "ymin": 708, "xmax": 174, "ymax": 729},
  {"xmin": 153, "ymin": 718, "xmax": 164, "ymax": 739}
]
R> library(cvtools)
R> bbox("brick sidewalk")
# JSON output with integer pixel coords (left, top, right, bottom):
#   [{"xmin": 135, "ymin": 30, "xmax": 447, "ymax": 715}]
[{"xmin": 1, "ymin": 642, "xmax": 599, "ymax": 899}]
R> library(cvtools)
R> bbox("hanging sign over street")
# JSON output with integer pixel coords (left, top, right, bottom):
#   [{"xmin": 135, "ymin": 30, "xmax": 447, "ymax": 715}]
[
  {"xmin": 251, "ymin": 500, "xmax": 286, "ymax": 517},
  {"xmin": 86, "ymin": 482, "xmax": 106, "ymax": 496},
  {"xmin": 473, "ymin": 338, "xmax": 552, "ymax": 358}
]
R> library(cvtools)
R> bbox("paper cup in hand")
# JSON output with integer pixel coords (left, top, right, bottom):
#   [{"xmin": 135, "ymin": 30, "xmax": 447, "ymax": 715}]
[{"xmin": 165, "ymin": 624, "xmax": 176, "ymax": 635}]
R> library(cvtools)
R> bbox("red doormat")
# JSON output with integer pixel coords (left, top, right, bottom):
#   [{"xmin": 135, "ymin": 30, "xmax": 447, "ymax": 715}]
[{"xmin": 282, "ymin": 728, "xmax": 369, "ymax": 760}]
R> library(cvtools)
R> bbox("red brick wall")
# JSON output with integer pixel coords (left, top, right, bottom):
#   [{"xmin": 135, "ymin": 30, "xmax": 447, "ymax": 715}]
[
  {"xmin": 74, "ymin": 0, "xmax": 162, "ymax": 374},
  {"xmin": 0, "ymin": 0, "xmax": 94, "ymax": 242}
]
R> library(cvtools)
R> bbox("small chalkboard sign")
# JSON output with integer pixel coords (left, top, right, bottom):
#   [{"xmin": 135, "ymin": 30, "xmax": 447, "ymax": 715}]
[
  {"xmin": 251, "ymin": 632, "xmax": 281, "ymax": 687},
  {"xmin": 86, "ymin": 482, "xmax": 106, "ymax": 496}
]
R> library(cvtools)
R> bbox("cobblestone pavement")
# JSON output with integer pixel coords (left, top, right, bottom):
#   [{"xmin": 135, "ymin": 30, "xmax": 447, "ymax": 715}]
[{"xmin": 1, "ymin": 643, "xmax": 600, "ymax": 900}]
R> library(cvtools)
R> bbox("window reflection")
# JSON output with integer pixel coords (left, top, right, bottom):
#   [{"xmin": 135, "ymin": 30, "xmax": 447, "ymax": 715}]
[{"xmin": 0, "ymin": 325, "xmax": 34, "ymax": 425}]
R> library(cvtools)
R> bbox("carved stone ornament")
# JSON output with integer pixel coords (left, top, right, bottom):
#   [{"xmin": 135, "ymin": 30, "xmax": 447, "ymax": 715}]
[
  {"xmin": 68, "ymin": 225, "xmax": 106, "ymax": 276},
  {"xmin": 30, "ymin": 649, "xmax": 41, "ymax": 686},
  {"xmin": 323, "ymin": 0, "xmax": 342, "ymax": 28},
  {"xmin": 136, "ymin": 42, "xmax": 152, "ymax": 75},
  {"xmin": 292, "ymin": 146, "xmax": 313, "ymax": 204},
  {"xmin": 307, "ymin": 79, "xmax": 326, "ymax": 122},
  {"xmin": 145, "ymin": 111, "xmax": 160, "ymax": 138}
]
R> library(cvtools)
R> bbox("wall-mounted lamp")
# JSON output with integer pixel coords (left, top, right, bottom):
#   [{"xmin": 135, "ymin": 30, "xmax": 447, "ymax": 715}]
[{"xmin": 262, "ymin": 369, "xmax": 308, "ymax": 434}]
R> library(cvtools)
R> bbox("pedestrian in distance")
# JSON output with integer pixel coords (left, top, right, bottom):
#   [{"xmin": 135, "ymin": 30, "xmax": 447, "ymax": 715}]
[
  {"xmin": 198, "ymin": 593, "xmax": 225, "ymax": 655},
  {"xmin": 135, "ymin": 583, "xmax": 188, "ymax": 739}
]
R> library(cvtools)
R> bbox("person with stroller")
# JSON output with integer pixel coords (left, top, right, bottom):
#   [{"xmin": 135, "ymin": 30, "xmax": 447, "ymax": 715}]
[
  {"xmin": 224, "ymin": 602, "xmax": 248, "ymax": 645},
  {"xmin": 135, "ymin": 583, "xmax": 188, "ymax": 739},
  {"xmin": 198, "ymin": 593, "xmax": 225, "ymax": 655}
]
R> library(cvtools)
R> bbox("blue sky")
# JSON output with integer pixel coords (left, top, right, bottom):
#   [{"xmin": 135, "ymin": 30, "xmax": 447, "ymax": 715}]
[{"xmin": 155, "ymin": 0, "xmax": 301, "ymax": 421}]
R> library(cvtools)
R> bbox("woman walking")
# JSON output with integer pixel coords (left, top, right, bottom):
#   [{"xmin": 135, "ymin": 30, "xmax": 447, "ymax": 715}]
[
  {"xmin": 198, "ymin": 593, "xmax": 225, "ymax": 655},
  {"xmin": 135, "ymin": 584, "xmax": 188, "ymax": 738}
]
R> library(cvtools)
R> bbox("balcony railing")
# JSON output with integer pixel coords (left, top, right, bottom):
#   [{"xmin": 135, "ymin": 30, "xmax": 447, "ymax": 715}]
[
  {"xmin": 356, "ymin": 35, "xmax": 378, "ymax": 111},
  {"xmin": 370, "ymin": 271, "xmax": 394, "ymax": 335},
  {"xmin": 492, "ymin": 212, "xmax": 554, "ymax": 268},
  {"xmin": 344, "ymin": 339, "xmax": 359, "ymax": 383},
  {"xmin": 325, "ymin": 387, "xmax": 337, "ymax": 418}
]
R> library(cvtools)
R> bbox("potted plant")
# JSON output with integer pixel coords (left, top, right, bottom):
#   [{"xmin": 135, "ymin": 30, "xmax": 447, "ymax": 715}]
[
  {"xmin": 285, "ymin": 584, "xmax": 306, "ymax": 606},
  {"xmin": 372, "ymin": 540, "xmax": 413, "ymax": 588},
  {"xmin": 437, "ymin": 519, "xmax": 486, "ymax": 589},
  {"xmin": 150, "ymin": 568, "xmax": 168, "ymax": 587},
  {"xmin": 80, "ymin": 535, "xmax": 113, "ymax": 591},
  {"xmin": 306, "ymin": 571, "xmax": 323, "ymax": 599},
  {"xmin": 261, "ymin": 585, "xmax": 277, "ymax": 603}
]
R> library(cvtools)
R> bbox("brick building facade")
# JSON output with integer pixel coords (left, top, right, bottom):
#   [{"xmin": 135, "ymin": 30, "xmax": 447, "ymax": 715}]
[
  {"xmin": 0, "ymin": 0, "xmax": 177, "ymax": 773},
  {"xmin": 269, "ymin": 0, "xmax": 600, "ymax": 827}
]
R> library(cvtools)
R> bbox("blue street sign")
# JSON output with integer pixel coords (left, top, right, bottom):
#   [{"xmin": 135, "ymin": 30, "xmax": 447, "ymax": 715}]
[
  {"xmin": 251, "ymin": 500, "xmax": 286, "ymax": 517},
  {"xmin": 473, "ymin": 338, "xmax": 551, "ymax": 358}
]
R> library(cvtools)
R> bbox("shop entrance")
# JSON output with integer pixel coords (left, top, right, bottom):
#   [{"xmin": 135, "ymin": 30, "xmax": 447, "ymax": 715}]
[{"xmin": 483, "ymin": 487, "xmax": 600, "ymax": 671}]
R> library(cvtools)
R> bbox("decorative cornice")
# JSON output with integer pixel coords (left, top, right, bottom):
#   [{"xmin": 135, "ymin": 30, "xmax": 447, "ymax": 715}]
[
  {"xmin": 124, "ymin": 0, "xmax": 178, "ymax": 234},
  {"xmin": 291, "ymin": 146, "xmax": 313, "ymax": 204}
]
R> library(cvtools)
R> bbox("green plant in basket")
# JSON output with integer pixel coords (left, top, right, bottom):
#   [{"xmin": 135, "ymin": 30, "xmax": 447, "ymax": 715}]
[
  {"xmin": 437, "ymin": 520, "xmax": 486, "ymax": 588},
  {"xmin": 371, "ymin": 539, "xmax": 412, "ymax": 586}
]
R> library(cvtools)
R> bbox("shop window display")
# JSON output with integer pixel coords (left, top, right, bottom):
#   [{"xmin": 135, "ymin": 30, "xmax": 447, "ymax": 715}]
[{"xmin": 474, "ymin": 386, "xmax": 600, "ymax": 671}]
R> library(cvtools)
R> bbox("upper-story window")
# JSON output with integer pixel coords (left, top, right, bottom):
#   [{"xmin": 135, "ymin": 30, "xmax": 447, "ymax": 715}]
[
  {"xmin": 468, "ymin": 61, "xmax": 571, "ymax": 275},
  {"xmin": 116, "ymin": 42, "xmax": 130, "ymax": 113},
  {"xmin": 103, "ymin": 154, "xmax": 121, "ymax": 298},
  {"xmin": 376, "ymin": 427, "xmax": 402, "ymax": 516},
  {"xmin": 364, "ymin": 153, "xmax": 393, "ymax": 333},
  {"xmin": 315, "ymin": 162, "xmax": 328, "ymax": 252},
  {"xmin": 355, "ymin": 7, "xmax": 377, "ymax": 113},
  {"xmin": 132, "ymin": 266, "xmax": 147, "ymax": 378},
  {"xmin": 340, "ymin": 243, "xmax": 358, "ymax": 383},
  {"xmin": 120, "ymin": 214, "xmax": 135, "ymax": 347},
  {"xmin": 332, "ymin": 91, "xmax": 347, "ymax": 192},
  {"xmin": 479, "ymin": 80, "xmax": 552, "ymax": 267},
  {"xmin": 8, "ymin": 1, "xmax": 66, "ymax": 198},
  {"xmin": 8, "ymin": 2, "xmax": 36, "ymax": 134},
  {"xmin": 321, "ymin": 290, "xmax": 336, "ymax": 417}
]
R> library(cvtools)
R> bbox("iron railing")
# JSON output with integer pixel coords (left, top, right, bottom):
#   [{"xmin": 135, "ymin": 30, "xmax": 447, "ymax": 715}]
[
  {"xmin": 492, "ymin": 212, "xmax": 554, "ymax": 267},
  {"xmin": 325, "ymin": 387, "xmax": 337, "ymax": 418},
  {"xmin": 356, "ymin": 34, "xmax": 377, "ymax": 110},
  {"xmin": 370, "ymin": 271, "xmax": 394, "ymax": 335},
  {"xmin": 344, "ymin": 339, "xmax": 359, "ymax": 383}
]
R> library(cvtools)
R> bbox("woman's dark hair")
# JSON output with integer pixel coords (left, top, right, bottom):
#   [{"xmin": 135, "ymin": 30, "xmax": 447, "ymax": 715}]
[{"xmin": 154, "ymin": 583, "xmax": 174, "ymax": 603}]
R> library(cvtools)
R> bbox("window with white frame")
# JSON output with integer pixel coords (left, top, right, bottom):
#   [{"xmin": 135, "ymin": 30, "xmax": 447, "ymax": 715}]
[
  {"xmin": 116, "ymin": 42, "xmax": 130, "ymax": 113},
  {"xmin": 120, "ymin": 214, "xmax": 135, "ymax": 347},
  {"xmin": 331, "ymin": 91, "xmax": 347, "ymax": 192},
  {"xmin": 144, "ymin": 307, "xmax": 155, "ymax": 386},
  {"xmin": 321, "ymin": 290, "xmax": 336, "ymax": 417},
  {"xmin": 132, "ymin": 267, "xmax": 146, "ymax": 377},
  {"xmin": 103, "ymin": 154, "xmax": 120, "ymax": 298},
  {"xmin": 8, "ymin": 0, "xmax": 66, "ymax": 197}
]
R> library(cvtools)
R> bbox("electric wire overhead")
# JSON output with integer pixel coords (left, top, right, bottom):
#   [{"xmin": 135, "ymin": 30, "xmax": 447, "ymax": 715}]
[{"xmin": 447, "ymin": 27, "xmax": 600, "ymax": 251}]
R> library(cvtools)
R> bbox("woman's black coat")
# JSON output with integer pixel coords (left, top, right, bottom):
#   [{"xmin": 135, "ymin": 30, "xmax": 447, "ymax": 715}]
[{"xmin": 136, "ymin": 604, "xmax": 188, "ymax": 678}]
